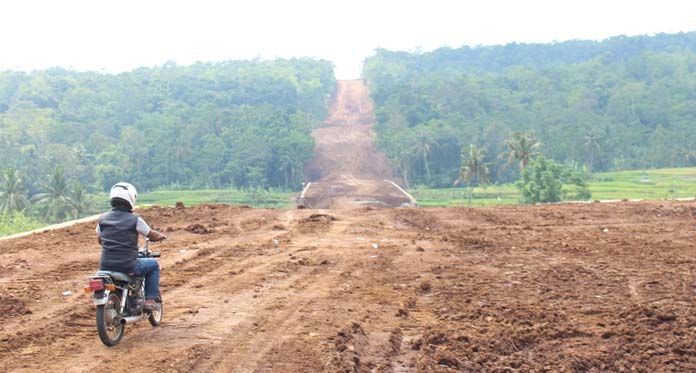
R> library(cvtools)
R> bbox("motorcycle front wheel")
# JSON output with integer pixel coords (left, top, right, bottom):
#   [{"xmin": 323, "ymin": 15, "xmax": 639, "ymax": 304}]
[{"xmin": 96, "ymin": 292, "xmax": 124, "ymax": 346}]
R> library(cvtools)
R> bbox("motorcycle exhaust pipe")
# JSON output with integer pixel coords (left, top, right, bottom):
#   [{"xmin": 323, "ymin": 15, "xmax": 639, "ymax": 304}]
[{"xmin": 119, "ymin": 315, "xmax": 144, "ymax": 325}]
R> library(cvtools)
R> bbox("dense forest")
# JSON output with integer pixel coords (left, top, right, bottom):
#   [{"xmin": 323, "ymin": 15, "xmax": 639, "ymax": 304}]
[
  {"xmin": 0, "ymin": 59, "xmax": 335, "ymax": 195},
  {"xmin": 363, "ymin": 32, "xmax": 696, "ymax": 187}
]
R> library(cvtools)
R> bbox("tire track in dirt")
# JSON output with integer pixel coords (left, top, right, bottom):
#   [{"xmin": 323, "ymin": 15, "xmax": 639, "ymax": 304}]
[
  {"xmin": 0, "ymin": 206, "xmax": 295, "ymax": 372},
  {"xmin": 3, "ymin": 201, "xmax": 696, "ymax": 371}
]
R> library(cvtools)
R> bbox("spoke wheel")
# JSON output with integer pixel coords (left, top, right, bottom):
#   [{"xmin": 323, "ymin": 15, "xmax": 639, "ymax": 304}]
[{"xmin": 96, "ymin": 292, "xmax": 124, "ymax": 346}]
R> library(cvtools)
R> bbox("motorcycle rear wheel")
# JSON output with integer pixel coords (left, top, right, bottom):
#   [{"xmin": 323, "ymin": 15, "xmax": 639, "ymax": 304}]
[
  {"xmin": 96, "ymin": 292, "xmax": 124, "ymax": 346},
  {"xmin": 148, "ymin": 301, "xmax": 163, "ymax": 326}
]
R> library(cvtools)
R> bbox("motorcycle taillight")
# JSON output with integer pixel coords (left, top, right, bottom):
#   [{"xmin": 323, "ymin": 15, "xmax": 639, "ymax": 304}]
[{"xmin": 89, "ymin": 279, "xmax": 104, "ymax": 291}]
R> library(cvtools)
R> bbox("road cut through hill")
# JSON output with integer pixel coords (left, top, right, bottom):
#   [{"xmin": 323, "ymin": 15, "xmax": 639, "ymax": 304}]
[
  {"xmin": 301, "ymin": 79, "xmax": 414, "ymax": 209},
  {"xmin": 2, "ymin": 200, "xmax": 696, "ymax": 371}
]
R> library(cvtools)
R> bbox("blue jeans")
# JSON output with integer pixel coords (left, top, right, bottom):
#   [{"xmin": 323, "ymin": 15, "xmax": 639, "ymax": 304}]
[{"xmin": 133, "ymin": 258, "xmax": 160, "ymax": 300}]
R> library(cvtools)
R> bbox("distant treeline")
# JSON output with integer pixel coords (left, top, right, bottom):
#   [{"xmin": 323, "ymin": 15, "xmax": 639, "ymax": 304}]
[
  {"xmin": 0, "ymin": 59, "xmax": 335, "ymax": 193},
  {"xmin": 363, "ymin": 32, "xmax": 696, "ymax": 187}
]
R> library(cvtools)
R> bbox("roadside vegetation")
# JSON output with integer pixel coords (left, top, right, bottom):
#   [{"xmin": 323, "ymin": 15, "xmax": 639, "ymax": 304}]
[
  {"xmin": 137, "ymin": 188, "xmax": 293, "ymax": 209},
  {"xmin": 412, "ymin": 167, "xmax": 696, "ymax": 207}
]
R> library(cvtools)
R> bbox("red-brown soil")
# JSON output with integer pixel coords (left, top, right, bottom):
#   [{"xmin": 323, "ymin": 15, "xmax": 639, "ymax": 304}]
[
  {"xmin": 2, "ymin": 201, "xmax": 696, "ymax": 371},
  {"xmin": 302, "ymin": 80, "xmax": 413, "ymax": 209}
]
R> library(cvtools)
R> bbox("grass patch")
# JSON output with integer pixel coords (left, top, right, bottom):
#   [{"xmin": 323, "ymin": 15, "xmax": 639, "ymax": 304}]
[
  {"xmin": 411, "ymin": 185, "xmax": 519, "ymax": 207},
  {"xmin": 0, "ymin": 212, "xmax": 44, "ymax": 237},
  {"xmin": 137, "ymin": 188, "xmax": 295, "ymax": 209},
  {"xmin": 411, "ymin": 167, "xmax": 696, "ymax": 207}
]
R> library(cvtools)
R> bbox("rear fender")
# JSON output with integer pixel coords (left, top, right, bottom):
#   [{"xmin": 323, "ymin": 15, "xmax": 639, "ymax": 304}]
[{"xmin": 93, "ymin": 289, "xmax": 110, "ymax": 305}]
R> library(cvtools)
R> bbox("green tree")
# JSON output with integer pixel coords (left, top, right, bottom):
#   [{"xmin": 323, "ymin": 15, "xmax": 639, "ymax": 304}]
[
  {"xmin": 411, "ymin": 131, "xmax": 437, "ymax": 182},
  {"xmin": 455, "ymin": 145, "xmax": 491, "ymax": 187},
  {"xmin": 455, "ymin": 144, "xmax": 491, "ymax": 206},
  {"xmin": 31, "ymin": 167, "xmax": 72, "ymax": 222},
  {"xmin": 68, "ymin": 182, "xmax": 94, "ymax": 219},
  {"xmin": 392, "ymin": 150, "xmax": 413, "ymax": 189},
  {"xmin": 517, "ymin": 156, "xmax": 591, "ymax": 204},
  {"xmin": 517, "ymin": 156, "xmax": 563, "ymax": 204},
  {"xmin": 583, "ymin": 131, "xmax": 602, "ymax": 170},
  {"xmin": 0, "ymin": 169, "xmax": 29, "ymax": 215},
  {"xmin": 501, "ymin": 131, "xmax": 541, "ymax": 172}
]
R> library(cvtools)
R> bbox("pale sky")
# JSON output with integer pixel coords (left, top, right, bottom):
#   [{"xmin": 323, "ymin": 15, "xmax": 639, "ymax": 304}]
[{"xmin": 0, "ymin": 0, "xmax": 694, "ymax": 78}]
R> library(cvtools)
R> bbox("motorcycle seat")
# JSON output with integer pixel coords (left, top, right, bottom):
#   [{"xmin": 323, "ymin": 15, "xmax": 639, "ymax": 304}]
[{"xmin": 95, "ymin": 270, "xmax": 135, "ymax": 283}]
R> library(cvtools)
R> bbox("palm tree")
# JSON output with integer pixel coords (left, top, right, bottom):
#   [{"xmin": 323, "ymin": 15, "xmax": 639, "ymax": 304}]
[
  {"xmin": 32, "ymin": 167, "xmax": 72, "ymax": 222},
  {"xmin": 277, "ymin": 145, "xmax": 306, "ymax": 191},
  {"xmin": 392, "ymin": 150, "xmax": 412, "ymax": 189},
  {"xmin": 0, "ymin": 169, "xmax": 29, "ymax": 216},
  {"xmin": 673, "ymin": 147, "xmax": 696, "ymax": 166},
  {"xmin": 411, "ymin": 132, "xmax": 438, "ymax": 181},
  {"xmin": 455, "ymin": 145, "xmax": 491, "ymax": 206},
  {"xmin": 277, "ymin": 152, "xmax": 293, "ymax": 189},
  {"xmin": 500, "ymin": 131, "xmax": 541, "ymax": 172},
  {"xmin": 456, "ymin": 145, "xmax": 491, "ymax": 186},
  {"xmin": 583, "ymin": 131, "xmax": 601, "ymax": 170},
  {"xmin": 68, "ymin": 182, "xmax": 94, "ymax": 219}
]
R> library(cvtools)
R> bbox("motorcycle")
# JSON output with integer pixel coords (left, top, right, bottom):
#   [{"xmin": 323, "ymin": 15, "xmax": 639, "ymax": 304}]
[{"xmin": 84, "ymin": 238, "xmax": 163, "ymax": 346}]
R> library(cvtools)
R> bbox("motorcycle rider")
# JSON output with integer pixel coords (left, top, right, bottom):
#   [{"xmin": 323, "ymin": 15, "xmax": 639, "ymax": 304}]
[{"xmin": 96, "ymin": 182, "xmax": 166, "ymax": 310}]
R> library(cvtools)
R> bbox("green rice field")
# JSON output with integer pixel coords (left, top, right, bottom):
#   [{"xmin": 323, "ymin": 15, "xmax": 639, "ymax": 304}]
[{"xmin": 411, "ymin": 168, "xmax": 696, "ymax": 207}]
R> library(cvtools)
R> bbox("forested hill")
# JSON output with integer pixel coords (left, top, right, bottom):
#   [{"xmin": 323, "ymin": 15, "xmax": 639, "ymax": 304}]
[
  {"xmin": 369, "ymin": 33, "xmax": 696, "ymax": 75},
  {"xmin": 363, "ymin": 32, "xmax": 696, "ymax": 187},
  {"xmin": 0, "ymin": 59, "xmax": 335, "ymax": 193}
]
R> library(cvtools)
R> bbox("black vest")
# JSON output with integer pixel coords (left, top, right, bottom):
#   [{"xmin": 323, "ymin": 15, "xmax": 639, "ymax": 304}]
[{"xmin": 98, "ymin": 209, "xmax": 139, "ymax": 273}]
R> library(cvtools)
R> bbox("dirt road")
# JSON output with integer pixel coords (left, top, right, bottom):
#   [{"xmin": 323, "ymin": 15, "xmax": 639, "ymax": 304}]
[
  {"xmin": 302, "ymin": 80, "xmax": 414, "ymax": 209},
  {"xmin": 2, "ymin": 201, "xmax": 696, "ymax": 371}
]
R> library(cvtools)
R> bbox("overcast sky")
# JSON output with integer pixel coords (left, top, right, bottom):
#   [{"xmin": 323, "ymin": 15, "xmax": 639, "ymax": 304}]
[{"xmin": 1, "ymin": 0, "xmax": 694, "ymax": 78}]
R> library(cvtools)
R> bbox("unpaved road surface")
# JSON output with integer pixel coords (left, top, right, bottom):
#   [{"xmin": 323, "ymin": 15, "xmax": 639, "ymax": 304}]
[
  {"xmin": 302, "ymin": 80, "xmax": 413, "ymax": 209},
  {"xmin": 2, "ymin": 201, "xmax": 696, "ymax": 371}
]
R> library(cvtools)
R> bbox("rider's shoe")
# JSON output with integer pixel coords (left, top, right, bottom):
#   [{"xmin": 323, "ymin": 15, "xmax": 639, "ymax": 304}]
[{"xmin": 143, "ymin": 299, "xmax": 161, "ymax": 311}]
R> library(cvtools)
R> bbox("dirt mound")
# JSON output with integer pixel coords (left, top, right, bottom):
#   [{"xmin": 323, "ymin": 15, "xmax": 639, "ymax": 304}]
[
  {"xmin": 333, "ymin": 323, "xmax": 368, "ymax": 372},
  {"xmin": 1, "ymin": 200, "xmax": 696, "ymax": 371},
  {"xmin": 185, "ymin": 223, "xmax": 213, "ymax": 234},
  {"xmin": 303, "ymin": 213, "xmax": 337, "ymax": 222},
  {"xmin": 297, "ymin": 213, "xmax": 336, "ymax": 234}
]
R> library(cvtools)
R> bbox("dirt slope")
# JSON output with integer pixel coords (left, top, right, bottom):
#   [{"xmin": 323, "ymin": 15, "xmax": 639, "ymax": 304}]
[
  {"xmin": 2, "ymin": 201, "xmax": 696, "ymax": 371},
  {"xmin": 302, "ymin": 80, "xmax": 413, "ymax": 209}
]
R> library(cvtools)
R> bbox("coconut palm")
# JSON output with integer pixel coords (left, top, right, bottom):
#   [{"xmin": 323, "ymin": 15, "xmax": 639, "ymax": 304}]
[
  {"xmin": 411, "ymin": 131, "xmax": 438, "ymax": 181},
  {"xmin": 68, "ymin": 182, "xmax": 94, "ymax": 219},
  {"xmin": 277, "ymin": 144, "xmax": 306, "ymax": 191},
  {"xmin": 32, "ymin": 167, "xmax": 72, "ymax": 222},
  {"xmin": 455, "ymin": 145, "xmax": 491, "ymax": 206},
  {"xmin": 392, "ymin": 150, "xmax": 412, "ymax": 189},
  {"xmin": 0, "ymin": 169, "xmax": 29, "ymax": 215},
  {"xmin": 455, "ymin": 145, "xmax": 491, "ymax": 187},
  {"xmin": 500, "ymin": 131, "xmax": 541, "ymax": 172},
  {"xmin": 277, "ymin": 152, "xmax": 294, "ymax": 189},
  {"xmin": 583, "ymin": 131, "xmax": 601, "ymax": 170}
]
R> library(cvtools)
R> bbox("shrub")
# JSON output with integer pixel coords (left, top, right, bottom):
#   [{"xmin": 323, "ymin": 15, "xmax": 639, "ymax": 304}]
[{"xmin": 517, "ymin": 156, "xmax": 592, "ymax": 204}]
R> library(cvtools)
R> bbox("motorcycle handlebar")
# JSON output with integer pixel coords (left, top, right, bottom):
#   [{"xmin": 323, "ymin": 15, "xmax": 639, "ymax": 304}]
[
  {"xmin": 138, "ymin": 250, "xmax": 162, "ymax": 258},
  {"xmin": 140, "ymin": 235, "xmax": 166, "ymax": 257}
]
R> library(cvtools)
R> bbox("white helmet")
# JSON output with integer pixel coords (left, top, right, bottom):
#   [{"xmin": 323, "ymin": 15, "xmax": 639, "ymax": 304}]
[{"xmin": 110, "ymin": 182, "xmax": 138, "ymax": 209}]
